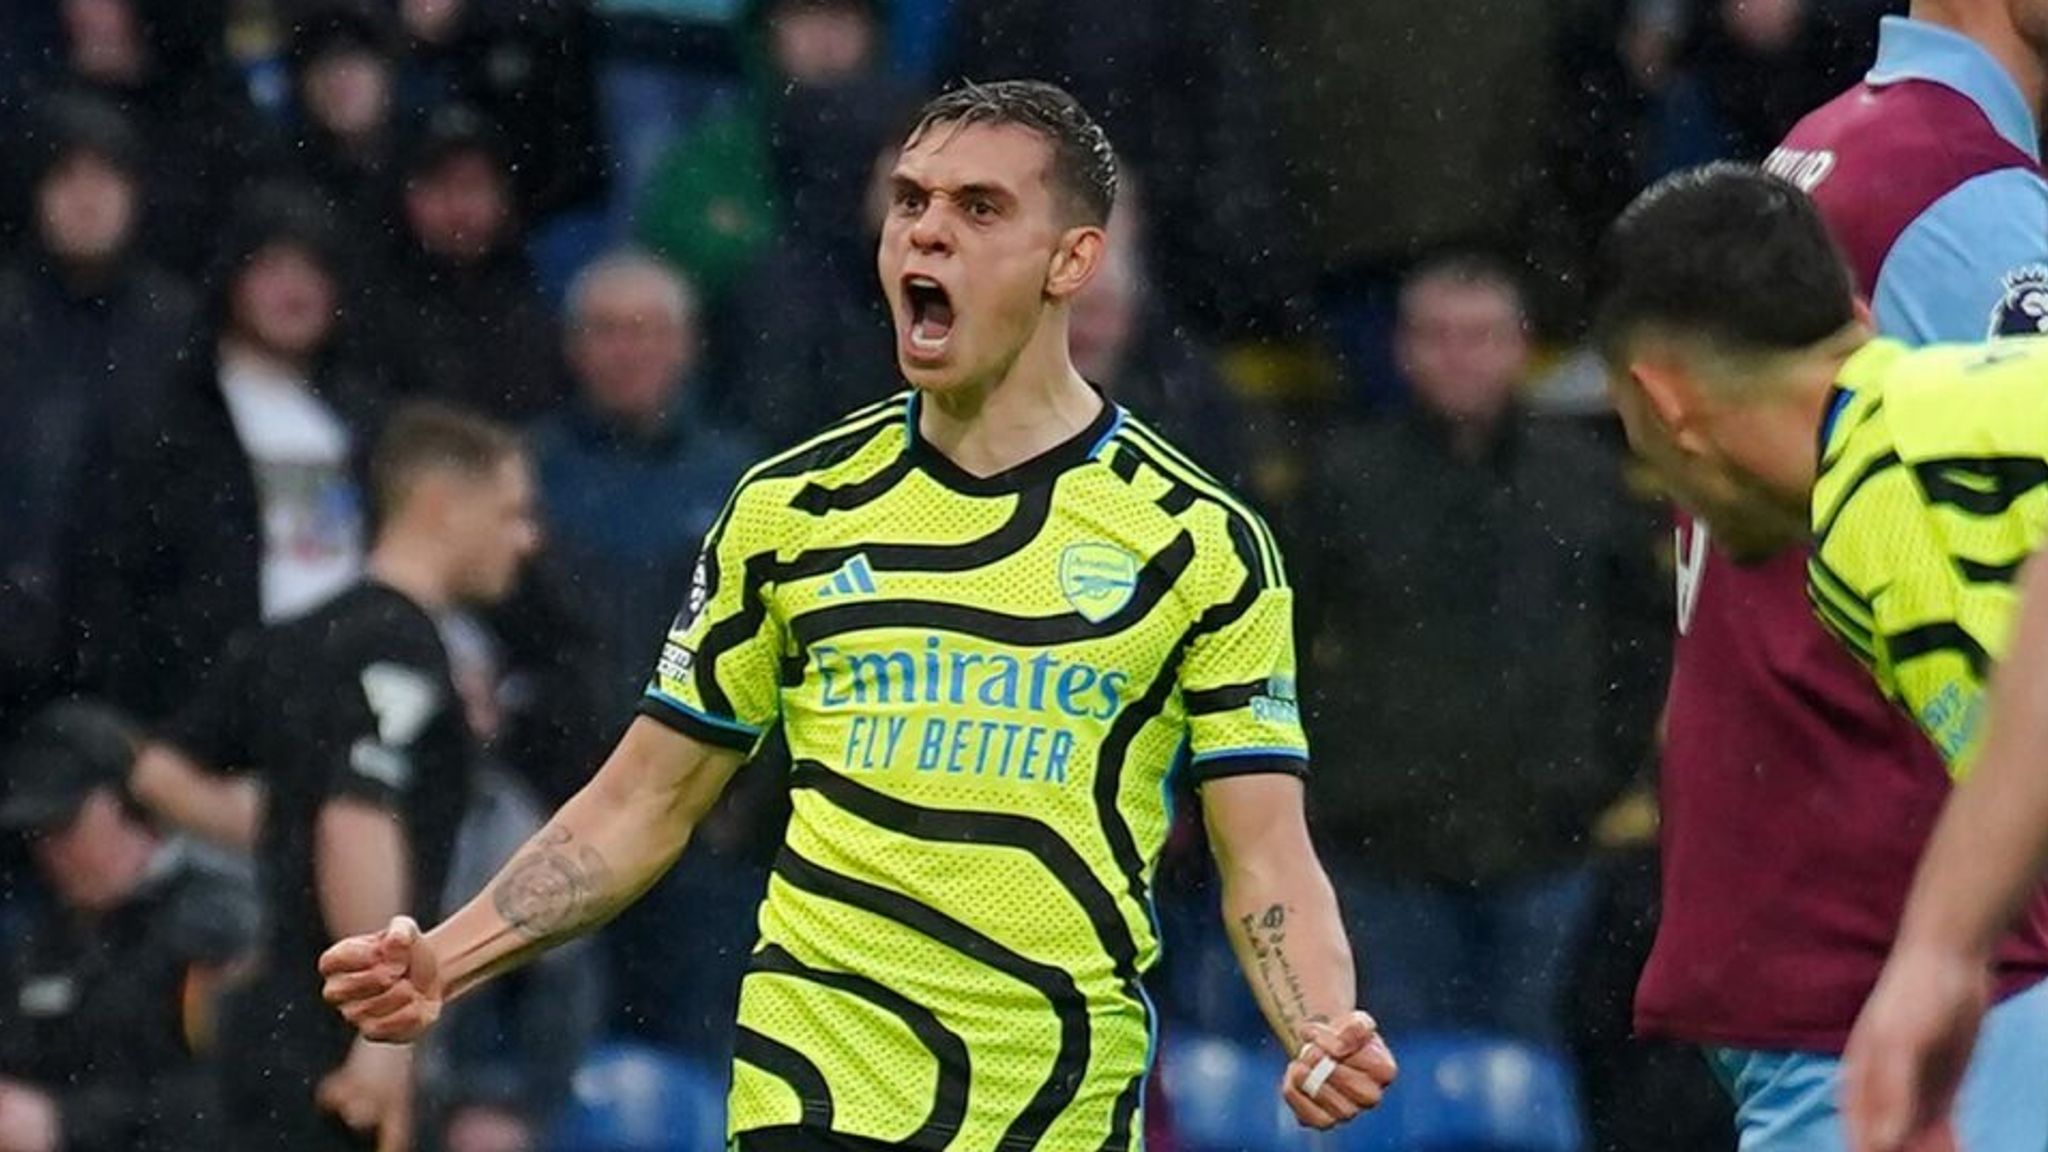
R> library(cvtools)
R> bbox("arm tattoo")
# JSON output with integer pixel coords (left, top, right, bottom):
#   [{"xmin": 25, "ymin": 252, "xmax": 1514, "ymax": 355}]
[
  {"xmin": 1241, "ymin": 903, "xmax": 1323, "ymax": 1037},
  {"xmin": 492, "ymin": 825, "xmax": 614, "ymax": 941}
]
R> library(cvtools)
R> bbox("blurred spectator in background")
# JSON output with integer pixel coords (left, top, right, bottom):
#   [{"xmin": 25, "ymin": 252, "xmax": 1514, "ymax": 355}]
[
  {"xmin": 1661, "ymin": 0, "xmax": 1891, "ymax": 169},
  {"xmin": 687, "ymin": 0, "xmax": 913, "ymax": 438},
  {"xmin": 285, "ymin": 4, "xmax": 405, "ymax": 250},
  {"xmin": 639, "ymin": 0, "xmax": 913, "ymax": 311},
  {"xmin": 133, "ymin": 403, "xmax": 537, "ymax": 1152},
  {"xmin": 74, "ymin": 185, "xmax": 386, "ymax": 722},
  {"xmin": 0, "ymin": 93, "xmax": 195, "ymax": 733},
  {"xmin": 393, "ymin": 0, "xmax": 607, "ymax": 223},
  {"xmin": 425, "ymin": 616, "xmax": 602, "ymax": 1152},
  {"xmin": 590, "ymin": 0, "xmax": 749, "ymax": 235},
  {"xmin": 1256, "ymin": 2, "xmax": 1560, "ymax": 407},
  {"xmin": 0, "ymin": 0, "xmax": 275, "ymax": 275},
  {"xmin": 1531, "ymin": 0, "xmax": 1896, "ymax": 330},
  {"xmin": 530, "ymin": 251, "xmax": 769, "ymax": 1062},
  {"xmin": 380, "ymin": 103, "xmax": 563, "ymax": 420},
  {"xmin": 942, "ymin": 0, "xmax": 1297, "ymax": 336},
  {"xmin": 1295, "ymin": 254, "xmax": 1665, "ymax": 1042},
  {"xmin": 1069, "ymin": 182, "xmax": 1245, "ymax": 483},
  {"xmin": 0, "ymin": 701, "xmax": 256, "ymax": 1152},
  {"xmin": 532, "ymin": 252, "xmax": 757, "ymax": 722}
]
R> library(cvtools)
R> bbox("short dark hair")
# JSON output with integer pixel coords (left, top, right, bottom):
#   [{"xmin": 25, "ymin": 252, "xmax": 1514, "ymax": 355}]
[
  {"xmin": 906, "ymin": 79, "xmax": 1118, "ymax": 226},
  {"xmin": 1591, "ymin": 162, "xmax": 1856, "ymax": 366},
  {"xmin": 371, "ymin": 402, "xmax": 522, "ymax": 522}
]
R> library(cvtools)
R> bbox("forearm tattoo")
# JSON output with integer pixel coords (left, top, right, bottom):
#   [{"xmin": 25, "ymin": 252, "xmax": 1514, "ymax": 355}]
[
  {"xmin": 492, "ymin": 825, "xmax": 613, "ymax": 941},
  {"xmin": 1240, "ymin": 903, "xmax": 1324, "ymax": 1037}
]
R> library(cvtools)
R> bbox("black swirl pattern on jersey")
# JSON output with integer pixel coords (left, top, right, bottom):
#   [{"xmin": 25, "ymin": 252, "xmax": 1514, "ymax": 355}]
[
  {"xmin": 684, "ymin": 404, "xmax": 904, "ymax": 715},
  {"xmin": 1815, "ymin": 450, "xmax": 1901, "ymax": 543},
  {"xmin": 1083, "ymin": 512, "xmax": 1265, "ymax": 1148},
  {"xmin": 747, "ymin": 943, "xmax": 971, "ymax": 1145},
  {"xmin": 789, "ymin": 531, "xmax": 1194, "ymax": 652},
  {"xmin": 1913, "ymin": 456, "xmax": 2048, "ymax": 517},
  {"xmin": 792, "ymin": 761, "xmax": 1145, "ymax": 983},
  {"xmin": 736, "ymin": 1026, "xmax": 834, "ymax": 1129},
  {"xmin": 791, "ymin": 455, "xmax": 917, "ymax": 514},
  {"xmin": 774, "ymin": 846, "xmax": 1091, "ymax": 1151},
  {"xmin": 793, "ymin": 752, "xmax": 1155, "ymax": 1152},
  {"xmin": 752, "ymin": 399, "xmax": 908, "ymax": 481},
  {"xmin": 1887, "ymin": 622, "xmax": 1993, "ymax": 679}
]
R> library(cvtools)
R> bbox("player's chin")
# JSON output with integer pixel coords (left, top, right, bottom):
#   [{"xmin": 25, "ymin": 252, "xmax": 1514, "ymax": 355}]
[
  {"xmin": 1710, "ymin": 516, "xmax": 1802, "ymax": 566},
  {"xmin": 897, "ymin": 349, "xmax": 970, "ymax": 393}
]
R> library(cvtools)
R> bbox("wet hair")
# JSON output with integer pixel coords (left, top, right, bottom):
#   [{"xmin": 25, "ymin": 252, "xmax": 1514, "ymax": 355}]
[
  {"xmin": 371, "ymin": 402, "xmax": 522, "ymax": 522},
  {"xmin": 905, "ymin": 79, "xmax": 1117, "ymax": 226},
  {"xmin": 1592, "ymin": 162, "xmax": 1856, "ymax": 366}
]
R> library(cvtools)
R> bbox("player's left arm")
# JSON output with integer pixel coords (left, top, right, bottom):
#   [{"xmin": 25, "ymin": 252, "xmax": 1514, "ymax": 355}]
[
  {"xmin": 1182, "ymin": 519, "xmax": 1394, "ymax": 1128},
  {"xmin": 1204, "ymin": 774, "xmax": 1395, "ymax": 1129},
  {"xmin": 1843, "ymin": 552, "xmax": 2048, "ymax": 1151}
]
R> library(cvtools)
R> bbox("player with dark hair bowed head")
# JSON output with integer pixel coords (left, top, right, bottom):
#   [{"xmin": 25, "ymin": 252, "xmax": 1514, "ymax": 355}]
[
  {"xmin": 319, "ymin": 80, "xmax": 1395, "ymax": 1151},
  {"xmin": 1592, "ymin": 162, "xmax": 2048, "ymax": 1152}
]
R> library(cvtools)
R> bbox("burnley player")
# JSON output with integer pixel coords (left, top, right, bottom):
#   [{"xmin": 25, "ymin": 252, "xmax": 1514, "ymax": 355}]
[
  {"xmin": 1634, "ymin": 4, "xmax": 2048, "ymax": 1150},
  {"xmin": 1596, "ymin": 158, "xmax": 2048, "ymax": 1152}
]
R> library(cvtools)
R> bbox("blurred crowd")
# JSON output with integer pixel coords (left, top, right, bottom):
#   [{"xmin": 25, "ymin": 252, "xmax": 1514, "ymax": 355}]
[{"xmin": 0, "ymin": 0, "xmax": 1908, "ymax": 1149}]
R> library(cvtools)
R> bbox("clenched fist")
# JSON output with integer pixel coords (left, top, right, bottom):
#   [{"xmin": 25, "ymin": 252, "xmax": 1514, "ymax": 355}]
[
  {"xmin": 1282, "ymin": 1011, "xmax": 1398, "ymax": 1129},
  {"xmin": 320, "ymin": 916, "xmax": 445, "ymax": 1043}
]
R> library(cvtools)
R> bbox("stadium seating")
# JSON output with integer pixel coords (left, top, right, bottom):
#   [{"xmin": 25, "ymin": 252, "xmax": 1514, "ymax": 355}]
[
  {"xmin": 1323, "ymin": 1031, "xmax": 1586, "ymax": 1152},
  {"xmin": 1161, "ymin": 1028, "xmax": 1585, "ymax": 1152},
  {"xmin": 546, "ymin": 1041, "xmax": 728, "ymax": 1152},
  {"xmin": 1159, "ymin": 1032, "xmax": 1312, "ymax": 1152}
]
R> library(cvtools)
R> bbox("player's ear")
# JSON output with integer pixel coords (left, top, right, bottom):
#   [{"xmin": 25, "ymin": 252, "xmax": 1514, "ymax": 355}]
[
  {"xmin": 1629, "ymin": 356, "xmax": 1709, "ymax": 454},
  {"xmin": 1045, "ymin": 226, "xmax": 1106, "ymax": 302}
]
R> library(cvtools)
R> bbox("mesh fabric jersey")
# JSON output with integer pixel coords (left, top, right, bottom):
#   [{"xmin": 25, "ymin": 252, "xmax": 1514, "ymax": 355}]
[{"xmin": 640, "ymin": 392, "xmax": 1309, "ymax": 1150}]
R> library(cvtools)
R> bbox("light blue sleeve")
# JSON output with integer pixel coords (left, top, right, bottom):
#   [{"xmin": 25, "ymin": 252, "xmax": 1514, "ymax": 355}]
[{"xmin": 1871, "ymin": 167, "xmax": 2048, "ymax": 345}]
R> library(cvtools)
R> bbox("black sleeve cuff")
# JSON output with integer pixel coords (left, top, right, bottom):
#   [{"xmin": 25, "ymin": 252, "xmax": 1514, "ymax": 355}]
[
  {"xmin": 1189, "ymin": 753, "xmax": 1311, "ymax": 786},
  {"xmin": 636, "ymin": 695, "xmax": 759, "ymax": 752}
]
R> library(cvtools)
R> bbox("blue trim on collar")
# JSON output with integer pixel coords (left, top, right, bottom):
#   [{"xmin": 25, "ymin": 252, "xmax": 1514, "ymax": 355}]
[
  {"xmin": 1087, "ymin": 405, "xmax": 1126, "ymax": 459},
  {"xmin": 1867, "ymin": 16, "xmax": 2041, "ymax": 161},
  {"xmin": 1819, "ymin": 386, "xmax": 1856, "ymax": 454}
]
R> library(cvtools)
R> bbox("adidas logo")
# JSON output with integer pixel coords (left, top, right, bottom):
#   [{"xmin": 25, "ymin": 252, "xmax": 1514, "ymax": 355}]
[{"xmin": 816, "ymin": 554, "xmax": 879, "ymax": 599}]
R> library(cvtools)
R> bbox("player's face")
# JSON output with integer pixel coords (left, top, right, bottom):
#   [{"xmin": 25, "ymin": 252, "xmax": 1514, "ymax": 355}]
[
  {"xmin": 1607, "ymin": 360, "xmax": 1804, "ymax": 562},
  {"xmin": 877, "ymin": 122, "xmax": 1074, "ymax": 394},
  {"xmin": 449, "ymin": 456, "xmax": 541, "ymax": 604}
]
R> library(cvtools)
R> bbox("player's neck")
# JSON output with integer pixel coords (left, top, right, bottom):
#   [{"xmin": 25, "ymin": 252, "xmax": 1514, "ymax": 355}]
[
  {"xmin": 919, "ymin": 320, "xmax": 1102, "ymax": 478},
  {"xmin": 1780, "ymin": 330, "xmax": 1872, "ymax": 506},
  {"xmin": 1916, "ymin": 2, "xmax": 2048, "ymax": 117},
  {"xmin": 367, "ymin": 532, "xmax": 456, "ymax": 612}
]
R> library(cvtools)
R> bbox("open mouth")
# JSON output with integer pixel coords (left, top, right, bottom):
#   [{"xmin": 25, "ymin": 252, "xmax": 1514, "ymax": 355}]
[{"xmin": 903, "ymin": 275, "xmax": 955, "ymax": 354}]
